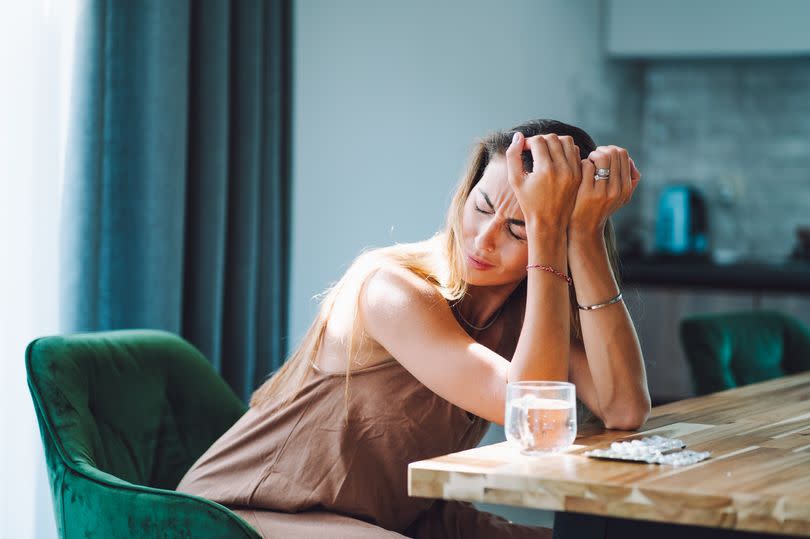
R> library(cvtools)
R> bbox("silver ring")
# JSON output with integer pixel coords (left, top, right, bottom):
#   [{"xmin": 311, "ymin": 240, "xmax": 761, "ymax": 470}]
[
  {"xmin": 595, "ymin": 168, "xmax": 610, "ymax": 178},
  {"xmin": 594, "ymin": 175, "xmax": 609, "ymax": 181}
]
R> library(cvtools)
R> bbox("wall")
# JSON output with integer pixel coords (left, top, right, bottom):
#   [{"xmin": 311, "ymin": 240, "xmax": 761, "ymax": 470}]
[
  {"xmin": 607, "ymin": 0, "xmax": 810, "ymax": 57},
  {"xmin": 636, "ymin": 59, "xmax": 810, "ymax": 260}
]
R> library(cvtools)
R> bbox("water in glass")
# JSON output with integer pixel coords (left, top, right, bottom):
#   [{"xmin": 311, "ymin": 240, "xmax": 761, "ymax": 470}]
[{"xmin": 507, "ymin": 395, "xmax": 576, "ymax": 454}]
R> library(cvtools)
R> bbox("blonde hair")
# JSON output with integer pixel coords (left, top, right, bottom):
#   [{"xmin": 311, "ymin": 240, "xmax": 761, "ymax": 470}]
[{"xmin": 249, "ymin": 119, "xmax": 621, "ymax": 412}]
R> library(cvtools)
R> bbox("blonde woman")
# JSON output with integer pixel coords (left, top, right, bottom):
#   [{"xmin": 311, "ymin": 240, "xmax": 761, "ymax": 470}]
[{"xmin": 176, "ymin": 119, "xmax": 650, "ymax": 538}]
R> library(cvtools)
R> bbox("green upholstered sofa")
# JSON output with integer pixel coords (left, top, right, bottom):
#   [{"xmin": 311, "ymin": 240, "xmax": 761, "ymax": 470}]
[
  {"xmin": 679, "ymin": 311, "xmax": 810, "ymax": 396},
  {"xmin": 26, "ymin": 329, "xmax": 261, "ymax": 538}
]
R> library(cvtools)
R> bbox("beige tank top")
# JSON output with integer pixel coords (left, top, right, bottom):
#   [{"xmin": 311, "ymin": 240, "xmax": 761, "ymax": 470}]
[{"xmin": 175, "ymin": 357, "xmax": 491, "ymax": 532}]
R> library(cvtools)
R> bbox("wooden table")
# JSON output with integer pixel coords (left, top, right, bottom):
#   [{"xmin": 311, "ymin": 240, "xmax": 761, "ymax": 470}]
[{"xmin": 408, "ymin": 372, "xmax": 810, "ymax": 538}]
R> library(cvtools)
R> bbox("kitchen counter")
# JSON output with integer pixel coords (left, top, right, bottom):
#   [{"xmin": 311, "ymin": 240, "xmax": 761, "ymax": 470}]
[{"xmin": 618, "ymin": 255, "xmax": 810, "ymax": 292}]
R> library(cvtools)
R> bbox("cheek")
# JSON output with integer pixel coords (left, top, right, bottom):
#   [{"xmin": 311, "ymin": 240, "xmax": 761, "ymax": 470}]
[
  {"xmin": 461, "ymin": 205, "xmax": 477, "ymax": 238},
  {"xmin": 503, "ymin": 244, "xmax": 529, "ymax": 272}
]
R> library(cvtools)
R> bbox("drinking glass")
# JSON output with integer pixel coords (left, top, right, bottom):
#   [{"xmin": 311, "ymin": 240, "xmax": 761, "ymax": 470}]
[{"xmin": 505, "ymin": 381, "xmax": 577, "ymax": 455}]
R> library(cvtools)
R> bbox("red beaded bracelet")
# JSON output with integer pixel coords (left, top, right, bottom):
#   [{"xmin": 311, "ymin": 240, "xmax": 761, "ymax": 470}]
[{"xmin": 526, "ymin": 264, "xmax": 573, "ymax": 286}]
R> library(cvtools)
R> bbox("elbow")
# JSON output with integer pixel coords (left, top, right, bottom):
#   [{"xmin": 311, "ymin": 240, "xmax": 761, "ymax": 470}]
[{"xmin": 602, "ymin": 397, "xmax": 651, "ymax": 431}]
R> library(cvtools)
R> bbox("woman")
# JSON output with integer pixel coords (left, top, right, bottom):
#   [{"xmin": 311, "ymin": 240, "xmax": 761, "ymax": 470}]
[{"xmin": 176, "ymin": 119, "xmax": 651, "ymax": 538}]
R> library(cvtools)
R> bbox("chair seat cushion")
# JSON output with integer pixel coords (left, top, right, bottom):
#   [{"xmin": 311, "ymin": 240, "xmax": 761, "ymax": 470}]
[{"xmin": 228, "ymin": 507, "xmax": 409, "ymax": 538}]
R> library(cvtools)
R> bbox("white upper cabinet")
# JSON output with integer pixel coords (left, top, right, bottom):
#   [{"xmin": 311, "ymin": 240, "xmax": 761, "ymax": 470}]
[{"xmin": 606, "ymin": 0, "xmax": 810, "ymax": 57}]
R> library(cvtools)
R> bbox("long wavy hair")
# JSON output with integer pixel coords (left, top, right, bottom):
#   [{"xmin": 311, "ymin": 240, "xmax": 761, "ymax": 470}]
[{"xmin": 249, "ymin": 119, "xmax": 620, "ymax": 412}]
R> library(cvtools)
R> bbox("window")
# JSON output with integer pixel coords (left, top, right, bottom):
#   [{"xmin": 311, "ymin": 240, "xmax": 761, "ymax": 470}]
[{"xmin": 0, "ymin": 2, "xmax": 78, "ymax": 537}]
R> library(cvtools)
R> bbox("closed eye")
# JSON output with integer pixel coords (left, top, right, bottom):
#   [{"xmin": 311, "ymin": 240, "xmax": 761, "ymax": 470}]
[
  {"xmin": 474, "ymin": 205, "xmax": 526, "ymax": 241},
  {"xmin": 508, "ymin": 228, "xmax": 526, "ymax": 241}
]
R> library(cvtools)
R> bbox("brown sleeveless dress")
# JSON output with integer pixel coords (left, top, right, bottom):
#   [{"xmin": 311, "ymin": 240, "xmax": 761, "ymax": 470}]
[{"xmin": 175, "ymin": 356, "xmax": 550, "ymax": 538}]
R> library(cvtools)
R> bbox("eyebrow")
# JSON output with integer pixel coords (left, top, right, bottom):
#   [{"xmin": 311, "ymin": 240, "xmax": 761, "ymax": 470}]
[{"xmin": 479, "ymin": 190, "xmax": 525, "ymax": 227}]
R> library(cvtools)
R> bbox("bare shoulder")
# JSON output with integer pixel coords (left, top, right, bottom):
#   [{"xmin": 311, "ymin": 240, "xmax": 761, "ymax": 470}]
[
  {"xmin": 361, "ymin": 265, "xmax": 446, "ymax": 317},
  {"xmin": 359, "ymin": 264, "xmax": 460, "ymax": 352}
]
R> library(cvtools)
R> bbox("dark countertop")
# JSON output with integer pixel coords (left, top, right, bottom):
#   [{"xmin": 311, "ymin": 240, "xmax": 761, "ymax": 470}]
[{"xmin": 617, "ymin": 255, "xmax": 810, "ymax": 292}]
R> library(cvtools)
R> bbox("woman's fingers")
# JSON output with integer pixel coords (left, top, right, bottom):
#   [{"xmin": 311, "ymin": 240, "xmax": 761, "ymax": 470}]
[
  {"xmin": 628, "ymin": 156, "xmax": 641, "ymax": 200},
  {"xmin": 575, "ymin": 145, "xmax": 639, "ymax": 230},
  {"xmin": 542, "ymin": 134, "xmax": 567, "ymax": 168},
  {"xmin": 606, "ymin": 147, "xmax": 622, "ymax": 201},
  {"xmin": 560, "ymin": 136, "xmax": 582, "ymax": 180},
  {"xmin": 580, "ymin": 158, "xmax": 596, "ymax": 195},
  {"xmin": 613, "ymin": 146, "xmax": 630, "ymax": 204},
  {"xmin": 504, "ymin": 131, "xmax": 526, "ymax": 187},
  {"xmin": 629, "ymin": 156, "xmax": 641, "ymax": 181},
  {"xmin": 527, "ymin": 135, "xmax": 552, "ymax": 174},
  {"xmin": 587, "ymin": 148, "xmax": 610, "ymax": 196}
]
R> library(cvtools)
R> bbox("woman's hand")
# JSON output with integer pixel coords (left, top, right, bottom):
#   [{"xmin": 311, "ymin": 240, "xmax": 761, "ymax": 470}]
[
  {"xmin": 505, "ymin": 132, "xmax": 582, "ymax": 230},
  {"xmin": 569, "ymin": 145, "xmax": 641, "ymax": 237}
]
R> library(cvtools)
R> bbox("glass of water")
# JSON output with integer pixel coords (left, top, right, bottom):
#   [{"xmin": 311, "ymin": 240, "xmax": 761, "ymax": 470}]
[{"xmin": 505, "ymin": 381, "xmax": 577, "ymax": 455}]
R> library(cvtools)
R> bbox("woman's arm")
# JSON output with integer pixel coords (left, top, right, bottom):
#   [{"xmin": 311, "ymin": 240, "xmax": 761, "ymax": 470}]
[
  {"xmin": 568, "ymin": 231, "xmax": 650, "ymax": 429},
  {"xmin": 505, "ymin": 132, "xmax": 584, "ymax": 383},
  {"xmin": 567, "ymin": 145, "xmax": 651, "ymax": 430},
  {"xmin": 507, "ymin": 223, "xmax": 570, "ymax": 381}
]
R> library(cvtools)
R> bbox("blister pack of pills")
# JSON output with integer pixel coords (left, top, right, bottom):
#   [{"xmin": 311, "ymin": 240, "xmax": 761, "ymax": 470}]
[{"xmin": 583, "ymin": 435, "xmax": 711, "ymax": 466}]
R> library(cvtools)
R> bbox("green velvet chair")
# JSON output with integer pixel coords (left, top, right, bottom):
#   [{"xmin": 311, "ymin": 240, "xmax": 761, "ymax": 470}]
[
  {"xmin": 26, "ymin": 329, "xmax": 261, "ymax": 538},
  {"xmin": 679, "ymin": 311, "xmax": 810, "ymax": 396}
]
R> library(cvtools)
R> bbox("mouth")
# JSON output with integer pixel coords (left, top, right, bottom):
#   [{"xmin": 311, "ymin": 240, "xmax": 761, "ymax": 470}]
[{"xmin": 467, "ymin": 254, "xmax": 495, "ymax": 270}]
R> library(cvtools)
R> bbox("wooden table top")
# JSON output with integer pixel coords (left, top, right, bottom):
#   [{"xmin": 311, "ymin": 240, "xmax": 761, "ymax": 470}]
[{"xmin": 408, "ymin": 371, "xmax": 810, "ymax": 536}]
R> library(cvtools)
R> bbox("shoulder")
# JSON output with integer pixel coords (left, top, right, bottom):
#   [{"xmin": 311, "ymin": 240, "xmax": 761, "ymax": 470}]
[
  {"xmin": 359, "ymin": 263, "xmax": 463, "ymax": 353},
  {"xmin": 361, "ymin": 264, "xmax": 448, "ymax": 323}
]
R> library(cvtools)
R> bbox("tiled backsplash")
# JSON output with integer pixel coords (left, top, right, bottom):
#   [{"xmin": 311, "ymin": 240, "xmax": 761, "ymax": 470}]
[{"xmin": 635, "ymin": 59, "xmax": 810, "ymax": 261}]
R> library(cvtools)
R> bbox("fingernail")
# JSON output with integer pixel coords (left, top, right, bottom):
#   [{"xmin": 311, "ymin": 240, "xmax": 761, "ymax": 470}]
[{"xmin": 512, "ymin": 132, "xmax": 520, "ymax": 145}]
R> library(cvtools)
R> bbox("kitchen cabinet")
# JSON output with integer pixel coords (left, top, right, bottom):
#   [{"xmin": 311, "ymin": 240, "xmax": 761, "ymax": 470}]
[
  {"xmin": 606, "ymin": 0, "xmax": 810, "ymax": 58},
  {"xmin": 624, "ymin": 285, "xmax": 810, "ymax": 404}
]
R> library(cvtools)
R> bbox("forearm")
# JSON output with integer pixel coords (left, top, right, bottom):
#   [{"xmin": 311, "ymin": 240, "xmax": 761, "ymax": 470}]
[
  {"xmin": 508, "ymin": 223, "xmax": 570, "ymax": 383},
  {"xmin": 569, "ymin": 231, "xmax": 650, "ymax": 424}
]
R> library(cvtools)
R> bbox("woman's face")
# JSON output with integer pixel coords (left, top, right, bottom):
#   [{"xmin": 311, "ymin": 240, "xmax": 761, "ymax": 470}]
[{"xmin": 460, "ymin": 155, "xmax": 529, "ymax": 287}]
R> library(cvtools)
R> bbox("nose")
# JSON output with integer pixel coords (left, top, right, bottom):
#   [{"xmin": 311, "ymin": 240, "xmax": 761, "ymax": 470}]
[{"xmin": 474, "ymin": 216, "xmax": 498, "ymax": 253}]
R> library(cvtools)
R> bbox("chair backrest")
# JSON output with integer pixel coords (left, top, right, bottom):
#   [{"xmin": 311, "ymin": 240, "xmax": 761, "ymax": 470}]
[
  {"xmin": 679, "ymin": 311, "xmax": 810, "ymax": 395},
  {"xmin": 27, "ymin": 329, "xmax": 261, "ymax": 538}
]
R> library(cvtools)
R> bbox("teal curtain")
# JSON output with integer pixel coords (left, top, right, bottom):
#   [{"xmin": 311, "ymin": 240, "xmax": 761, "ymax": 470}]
[{"xmin": 59, "ymin": 0, "xmax": 292, "ymax": 404}]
